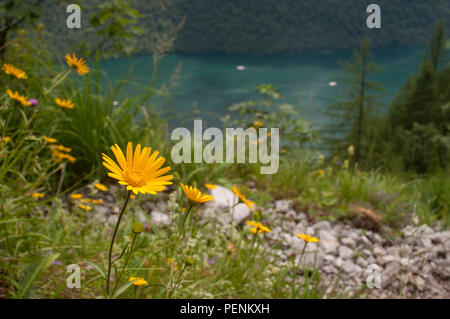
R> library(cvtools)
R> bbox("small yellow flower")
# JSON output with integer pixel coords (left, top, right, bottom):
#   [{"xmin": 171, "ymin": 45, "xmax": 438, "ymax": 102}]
[
  {"xmin": 51, "ymin": 145, "xmax": 72, "ymax": 153},
  {"xmin": 31, "ymin": 192, "xmax": 45, "ymax": 198},
  {"xmin": 51, "ymin": 149, "xmax": 76, "ymax": 164},
  {"xmin": 253, "ymin": 120, "xmax": 263, "ymax": 127},
  {"xmin": 70, "ymin": 193, "xmax": 83, "ymax": 199},
  {"xmin": 232, "ymin": 186, "xmax": 255, "ymax": 210},
  {"xmin": 80, "ymin": 198, "xmax": 92, "ymax": 203},
  {"xmin": 6, "ymin": 89, "xmax": 31, "ymax": 106},
  {"xmin": 130, "ymin": 194, "xmax": 136, "ymax": 199},
  {"xmin": 246, "ymin": 220, "xmax": 270, "ymax": 234},
  {"xmin": 181, "ymin": 207, "xmax": 187, "ymax": 212},
  {"xmin": 3, "ymin": 63, "xmax": 27, "ymax": 79},
  {"xmin": 94, "ymin": 183, "xmax": 108, "ymax": 192},
  {"xmin": 267, "ymin": 132, "xmax": 271, "ymax": 137},
  {"xmin": 102, "ymin": 142, "xmax": 173, "ymax": 195},
  {"xmin": 281, "ymin": 148, "xmax": 287, "ymax": 154},
  {"xmin": 317, "ymin": 169, "xmax": 325, "ymax": 176},
  {"xmin": 1, "ymin": 136, "xmax": 11, "ymax": 145},
  {"xmin": 205, "ymin": 183, "xmax": 217, "ymax": 189},
  {"xmin": 43, "ymin": 136, "xmax": 57, "ymax": 144},
  {"xmin": 92, "ymin": 199, "xmax": 103, "ymax": 204},
  {"xmin": 65, "ymin": 53, "xmax": 89, "ymax": 76},
  {"xmin": 128, "ymin": 277, "xmax": 148, "ymax": 286},
  {"xmin": 297, "ymin": 233, "xmax": 320, "ymax": 243},
  {"xmin": 180, "ymin": 183, "xmax": 214, "ymax": 204},
  {"xmin": 78, "ymin": 203, "xmax": 92, "ymax": 211},
  {"xmin": 55, "ymin": 98, "xmax": 74, "ymax": 109},
  {"xmin": 64, "ymin": 154, "xmax": 76, "ymax": 164}
]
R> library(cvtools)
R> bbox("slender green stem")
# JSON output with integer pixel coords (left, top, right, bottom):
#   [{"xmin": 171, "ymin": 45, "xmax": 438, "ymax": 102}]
[
  {"xmin": 177, "ymin": 205, "xmax": 193, "ymax": 240},
  {"xmin": 292, "ymin": 242, "xmax": 309, "ymax": 298},
  {"xmin": 112, "ymin": 232, "xmax": 137, "ymax": 295},
  {"xmin": 106, "ymin": 191, "xmax": 131, "ymax": 296},
  {"xmin": 168, "ymin": 264, "xmax": 187, "ymax": 299}
]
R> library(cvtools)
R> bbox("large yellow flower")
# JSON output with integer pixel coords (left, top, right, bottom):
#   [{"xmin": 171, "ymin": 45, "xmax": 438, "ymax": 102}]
[
  {"xmin": 6, "ymin": 89, "xmax": 31, "ymax": 106},
  {"xmin": 3, "ymin": 63, "xmax": 27, "ymax": 79},
  {"xmin": 55, "ymin": 98, "xmax": 74, "ymax": 109},
  {"xmin": 232, "ymin": 186, "xmax": 255, "ymax": 210},
  {"xmin": 65, "ymin": 53, "xmax": 89, "ymax": 76},
  {"xmin": 102, "ymin": 142, "xmax": 173, "ymax": 195},
  {"xmin": 246, "ymin": 220, "xmax": 270, "ymax": 234},
  {"xmin": 297, "ymin": 233, "xmax": 320, "ymax": 243},
  {"xmin": 180, "ymin": 183, "xmax": 214, "ymax": 204}
]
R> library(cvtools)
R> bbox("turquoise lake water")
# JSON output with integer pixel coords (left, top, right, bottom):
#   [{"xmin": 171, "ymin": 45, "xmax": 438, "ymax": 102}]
[{"xmin": 101, "ymin": 46, "xmax": 424, "ymax": 130}]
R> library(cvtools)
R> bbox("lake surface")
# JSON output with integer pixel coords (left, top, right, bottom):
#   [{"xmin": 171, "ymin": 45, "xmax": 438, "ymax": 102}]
[{"xmin": 101, "ymin": 46, "xmax": 424, "ymax": 130}]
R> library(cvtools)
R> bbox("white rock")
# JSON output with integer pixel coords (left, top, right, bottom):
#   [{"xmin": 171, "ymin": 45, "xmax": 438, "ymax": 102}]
[
  {"xmin": 373, "ymin": 246, "xmax": 386, "ymax": 256},
  {"xmin": 339, "ymin": 246, "xmax": 354, "ymax": 259},
  {"xmin": 274, "ymin": 200, "xmax": 292, "ymax": 213},
  {"xmin": 313, "ymin": 221, "xmax": 332, "ymax": 232},
  {"xmin": 341, "ymin": 237, "xmax": 356, "ymax": 247},
  {"xmin": 342, "ymin": 261, "xmax": 362, "ymax": 275},
  {"xmin": 231, "ymin": 203, "xmax": 250, "ymax": 224},
  {"xmin": 319, "ymin": 231, "xmax": 339, "ymax": 254},
  {"xmin": 209, "ymin": 185, "xmax": 238, "ymax": 208}
]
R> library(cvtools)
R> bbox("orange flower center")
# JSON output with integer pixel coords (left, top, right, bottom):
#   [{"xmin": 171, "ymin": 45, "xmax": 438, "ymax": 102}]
[{"xmin": 123, "ymin": 169, "xmax": 145, "ymax": 187}]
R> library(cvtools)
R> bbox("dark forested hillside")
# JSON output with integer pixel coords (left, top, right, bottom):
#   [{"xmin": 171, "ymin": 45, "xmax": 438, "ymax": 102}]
[{"xmin": 43, "ymin": 0, "xmax": 449, "ymax": 55}]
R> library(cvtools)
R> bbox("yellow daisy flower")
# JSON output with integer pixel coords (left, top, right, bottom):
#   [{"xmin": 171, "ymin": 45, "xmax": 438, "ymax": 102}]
[
  {"xmin": 130, "ymin": 194, "xmax": 136, "ymax": 199},
  {"xmin": 128, "ymin": 277, "xmax": 148, "ymax": 286},
  {"xmin": 65, "ymin": 53, "xmax": 89, "ymax": 76},
  {"xmin": 55, "ymin": 98, "xmax": 74, "ymax": 109},
  {"xmin": 78, "ymin": 203, "xmax": 92, "ymax": 211},
  {"xmin": 246, "ymin": 220, "xmax": 270, "ymax": 234},
  {"xmin": 205, "ymin": 183, "xmax": 217, "ymax": 189},
  {"xmin": 232, "ymin": 186, "xmax": 255, "ymax": 210},
  {"xmin": 297, "ymin": 233, "xmax": 320, "ymax": 243},
  {"xmin": 92, "ymin": 199, "xmax": 103, "ymax": 204},
  {"xmin": 1, "ymin": 136, "xmax": 11, "ymax": 145},
  {"xmin": 31, "ymin": 192, "xmax": 45, "ymax": 198},
  {"xmin": 180, "ymin": 183, "xmax": 214, "ymax": 204},
  {"xmin": 80, "ymin": 198, "xmax": 92, "ymax": 203},
  {"xmin": 51, "ymin": 149, "xmax": 76, "ymax": 164},
  {"xmin": 102, "ymin": 142, "xmax": 173, "ymax": 195},
  {"xmin": 6, "ymin": 89, "xmax": 31, "ymax": 106},
  {"xmin": 94, "ymin": 183, "xmax": 108, "ymax": 192},
  {"xmin": 3, "ymin": 63, "xmax": 27, "ymax": 79},
  {"xmin": 317, "ymin": 169, "xmax": 325, "ymax": 176},
  {"xmin": 253, "ymin": 120, "xmax": 263, "ymax": 127},
  {"xmin": 70, "ymin": 194, "xmax": 83, "ymax": 199},
  {"xmin": 51, "ymin": 144, "xmax": 71, "ymax": 153},
  {"xmin": 43, "ymin": 136, "xmax": 57, "ymax": 144}
]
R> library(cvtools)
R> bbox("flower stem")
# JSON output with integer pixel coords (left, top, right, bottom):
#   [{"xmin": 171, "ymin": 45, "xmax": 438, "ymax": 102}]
[
  {"xmin": 106, "ymin": 190, "xmax": 131, "ymax": 296},
  {"xmin": 112, "ymin": 232, "xmax": 137, "ymax": 295},
  {"xmin": 177, "ymin": 205, "xmax": 193, "ymax": 240}
]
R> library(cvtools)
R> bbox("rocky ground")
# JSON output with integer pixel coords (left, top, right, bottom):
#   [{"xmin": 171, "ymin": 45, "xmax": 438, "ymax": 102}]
[{"xmin": 86, "ymin": 184, "xmax": 449, "ymax": 299}]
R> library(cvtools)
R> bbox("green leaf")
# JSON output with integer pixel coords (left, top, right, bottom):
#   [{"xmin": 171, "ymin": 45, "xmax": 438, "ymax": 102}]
[
  {"xmin": 19, "ymin": 253, "xmax": 60, "ymax": 299},
  {"xmin": 87, "ymin": 261, "xmax": 107, "ymax": 280},
  {"xmin": 112, "ymin": 281, "xmax": 135, "ymax": 299}
]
